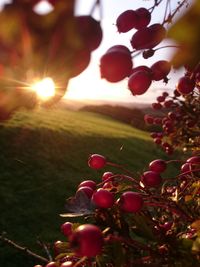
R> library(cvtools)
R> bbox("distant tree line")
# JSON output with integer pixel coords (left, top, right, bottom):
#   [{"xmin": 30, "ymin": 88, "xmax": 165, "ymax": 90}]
[{"xmin": 80, "ymin": 104, "xmax": 160, "ymax": 132}]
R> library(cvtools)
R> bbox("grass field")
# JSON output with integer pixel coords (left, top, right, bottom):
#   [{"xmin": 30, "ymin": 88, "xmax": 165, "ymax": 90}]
[{"xmin": 0, "ymin": 108, "xmax": 179, "ymax": 267}]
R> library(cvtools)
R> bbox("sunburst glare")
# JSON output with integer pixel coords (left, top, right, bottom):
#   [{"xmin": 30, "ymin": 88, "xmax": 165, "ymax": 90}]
[{"xmin": 31, "ymin": 77, "xmax": 56, "ymax": 100}]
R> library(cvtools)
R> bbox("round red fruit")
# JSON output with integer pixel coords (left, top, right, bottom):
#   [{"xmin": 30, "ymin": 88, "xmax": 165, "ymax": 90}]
[
  {"xmin": 100, "ymin": 49, "xmax": 133, "ymax": 82},
  {"xmin": 76, "ymin": 186, "xmax": 94, "ymax": 198},
  {"xmin": 152, "ymin": 102, "xmax": 162, "ymax": 110},
  {"xmin": 186, "ymin": 156, "xmax": 200, "ymax": 164},
  {"xmin": 75, "ymin": 16, "xmax": 102, "ymax": 52},
  {"xmin": 107, "ymin": 45, "xmax": 131, "ymax": 55},
  {"xmin": 130, "ymin": 65, "xmax": 152, "ymax": 76},
  {"xmin": 78, "ymin": 180, "xmax": 96, "ymax": 190},
  {"xmin": 118, "ymin": 191, "xmax": 143, "ymax": 212},
  {"xmin": 92, "ymin": 188, "xmax": 114, "ymax": 208},
  {"xmin": 116, "ymin": 10, "xmax": 138, "ymax": 33},
  {"xmin": 128, "ymin": 70, "xmax": 152, "ymax": 95},
  {"xmin": 135, "ymin": 8, "xmax": 151, "ymax": 29},
  {"xmin": 45, "ymin": 262, "xmax": 57, "ymax": 267},
  {"xmin": 61, "ymin": 222, "xmax": 73, "ymax": 237},
  {"xmin": 141, "ymin": 171, "xmax": 162, "ymax": 187},
  {"xmin": 88, "ymin": 154, "xmax": 106, "ymax": 169},
  {"xmin": 176, "ymin": 76, "xmax": 195, "ymax": 95},
  {"xmin": 102, "ymin": 171, "xmax": 114, "ymax": 181},
  {"xmin": 60, "ymin": 262, "xmax": 74, "ymax": 267},
  {"xmin": 69, "ymin": 224, "xmax": 103, "ymax": 257},
  {"xmin": 149, "ymin": 159, "xmax": 167, "ymax": 173},
  {"xmin": 151, "ymin": 60, "xmax": 171, "ymax": 81},
  {"xmin": 131, "ymin": 24, "xmax": 166, "ymax": 50}
]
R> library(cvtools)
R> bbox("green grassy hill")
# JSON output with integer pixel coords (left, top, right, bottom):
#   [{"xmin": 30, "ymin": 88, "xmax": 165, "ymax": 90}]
[{"xmin": 0, "ymin": 108, "xmax": 178, "ymax": 267}]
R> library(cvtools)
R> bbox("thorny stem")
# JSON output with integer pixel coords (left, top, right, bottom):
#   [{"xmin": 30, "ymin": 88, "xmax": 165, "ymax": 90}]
[{"xmin": 0, "ymin": 233, "xmax": 49, "ymax": 263}]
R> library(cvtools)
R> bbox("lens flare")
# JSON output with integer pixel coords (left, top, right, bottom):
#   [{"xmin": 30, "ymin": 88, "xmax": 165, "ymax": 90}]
[{"xmin": 32, "ymin": 77, "xmax": 55, "ymax": 100}]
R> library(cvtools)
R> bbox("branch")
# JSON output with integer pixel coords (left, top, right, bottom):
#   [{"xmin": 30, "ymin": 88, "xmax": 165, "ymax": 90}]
[{"xmin": 0, "ymin": 233, "xmax": 49, "ymax": 264}]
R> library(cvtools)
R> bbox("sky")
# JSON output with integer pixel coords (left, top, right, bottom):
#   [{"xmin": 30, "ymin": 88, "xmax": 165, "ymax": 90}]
[{"xmin": 0, "ymin": 0, "xmax": 190, "ymax": 104}]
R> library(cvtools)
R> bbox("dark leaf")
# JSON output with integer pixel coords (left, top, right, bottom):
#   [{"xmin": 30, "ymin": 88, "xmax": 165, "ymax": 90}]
[{"xmin": 60, "ymin": 190, "xmax": 94, "ymax": 218}]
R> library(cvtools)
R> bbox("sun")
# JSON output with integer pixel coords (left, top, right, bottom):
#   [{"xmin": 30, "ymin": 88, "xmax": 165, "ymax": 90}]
[{"xmin": 31, "ymin": 77, "xmax": 56, "ymax": 100}]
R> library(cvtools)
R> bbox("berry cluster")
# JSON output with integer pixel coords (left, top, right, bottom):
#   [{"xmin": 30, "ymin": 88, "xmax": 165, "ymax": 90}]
[
  {"xmin": 144, "ymin": 67, "xmax": 200, "ymax": 154},
  {"xmin": 34, "ymin": 153, "xmax": 200, "ymax": 266},
  {"xmin": 100, "ymin": 6, "xmax": 171, "ymax": 96}
]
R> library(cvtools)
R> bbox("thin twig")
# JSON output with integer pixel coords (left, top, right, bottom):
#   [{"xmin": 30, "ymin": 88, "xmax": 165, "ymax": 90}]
[
  {"xmin": 37, "ymin": 238, "xmax": 53, "ymax": 262},
  {"xmin": 0, "ymin": 233, "xmax": 49, "ymax": 263}
]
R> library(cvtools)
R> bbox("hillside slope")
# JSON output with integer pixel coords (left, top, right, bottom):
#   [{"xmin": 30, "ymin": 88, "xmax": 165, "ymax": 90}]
[{"xmin": 0, "ymin": 109, "xmax": 177, "ymax": 267}]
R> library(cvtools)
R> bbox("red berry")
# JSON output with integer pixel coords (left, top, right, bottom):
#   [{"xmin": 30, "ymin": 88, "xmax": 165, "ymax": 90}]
[
  {"xmin": 92, "ymin": 188, "xmax": 114, "ymax": 208},
  {"xmin": 144, "ymin": 114, "xmax": 154, "ymax": 124},
  {"xmin": 186, "ymin": 156, "xmax": 200, "ymax": 164},
  {"xmin": 116, "ymin": 10, "xmax": 138, "ymax": 33},
  {"xmin": 61, "ymin": 222, "xmax": 73, "ymax": 237},
  {"xmin": 162, "ymin": 92, "xmax": 169, "ymax": 97},
  {"xmin": 53, "ymin": 240, "xmax": 62, "ymax": 256},
  {"xmin": 152, "ymin": 102, "xmax": 162, "ymax": 110},
  {"xmin": 150, "ymin": 60, "xmax": 171, "ymax": 81},
  {"xmin": 60, "ymin": 262, "xmax": 74, "ymax": 267},
  {"xmin": 181, "ymin": 163, "xmax": 191, "ymax": 173},
  {"xmin": 128, "ymin": 70, "xmax": 152, "ymax": 95},
  {"xmin": 157, "ymin": 95, "xmax": 165, "ymax": 102},
  {"xmin": 69, "ymin": 50, "xmax": 91, "ymax": 78},
  {"xmin": 34, "ymin": 265, "xmax": 43, "ymax": 267},
  {"xmin": 76, "ymin": 186, "xmax": 94, "ymax": 198},
  {"xmin": 135, "ymin": 8, "xmax": 151, "ymax": 29},
  {"xmin": 130, "ymin": 65, "xmax": 152, "ymax": 76},
  {"xmin": 154, "ymin": 137, "xmax": 162, "ymax": 144},
  {"xmin": 150, "ymin": 132, "xmax": 158, "ymax": 138},
  {"xmin": 100, "ymin": 48, "xmax": 133, "ymax": 82},
  {"xmin": 153, "ymin": 117, "xmax": 162, "ymax": 125},
  {"xmin": 173, "ymin": 89, "xmax": 181, "ymax": 97},
  {"xmin": 141, "ymin": 171, "xmax": 162, "ymax": 187},
  {"xmin": 131, "ymin": 23, "xmax": 166, "ymax": 50},
  {"xmin": 75, "ymin": 16, "xmax": 102, "ymax": 51},
  {"xmin": 149, "ymin": 159, "xmax": 167, "ymax": 173},
  {"xmin": 107, "ymin": 45, "xmax": 131, "ymax": 55},
  {"xmin": 118, "ymin": 191, "xmax": 143, "ymax": 212},
  {"xmin": 164, "ymin": 100, "xmax": 173, "ymax": 108},
  {"xmin": 88, "ymin": 154, "xmax": 106, "ymax": 169},
  {"xmin": 69, "ymin": 224, "xmax": 103, "ymax": 257},
  {"xmin": 102, "ymin": 171, "xmax": 114, "ymax": 181},
  {"xmin": 78, "ymin": 180, "xmax": 96, "ymax": 190},
  {"xmin": 45, "ymin": 262, "xmax": 57, "ymax": 267},
  {"xmin": 176, "ymin": 76, "xmax": 195, "ymax": 95}
]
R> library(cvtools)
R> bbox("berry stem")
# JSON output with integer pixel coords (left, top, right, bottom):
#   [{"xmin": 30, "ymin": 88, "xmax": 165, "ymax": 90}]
[
  {"xmin": 107, "ymin": 161, "xmax": 136, "ymax": 177},
  {"xmin": 106, "ymin": 234, "xmax": 153, "ymax": 253},
  {"xmin": 162, "ymin": 0, "xmax": 189, "ymax": 25},
  {"xmin": 37, "ymin": 238, "xmax": 53, "ymax": 262},
  {"xmin": 144, "ymin": 202, "xmax": 192, "ymax": 221}
]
